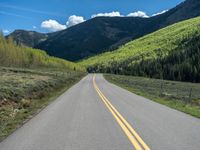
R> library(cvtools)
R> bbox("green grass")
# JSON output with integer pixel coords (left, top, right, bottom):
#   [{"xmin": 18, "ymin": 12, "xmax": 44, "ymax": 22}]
[
  {"xmin": 0, "ymin": 67, "xmax": 86, "ymax": 141},
  {"xmin": 104, "ymin": 74, "xmax": 200, "ymax": 118}
]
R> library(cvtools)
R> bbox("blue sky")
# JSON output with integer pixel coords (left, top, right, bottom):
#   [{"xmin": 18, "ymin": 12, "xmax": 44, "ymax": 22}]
[{"xmin": 0, "ymin": 0, "xmax": 184, "ymax": 34}]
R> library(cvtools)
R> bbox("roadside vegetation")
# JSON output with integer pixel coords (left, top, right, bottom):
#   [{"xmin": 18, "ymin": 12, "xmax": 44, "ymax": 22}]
[
  {"xmin": 0, "ymin": 34, "xmax": 86, "ymax": 140},
  {"xmin": 105, "ymin": 74, "xmax": 200, "ymax": 118},
  {"xmin": 82, "ymin": 17, "xmax": 200, "ymax": 83}
]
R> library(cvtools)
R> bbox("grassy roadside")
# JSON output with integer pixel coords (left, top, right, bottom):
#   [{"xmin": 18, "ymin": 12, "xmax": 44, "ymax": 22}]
[
  {"xmin": 104, "ymin": 74, "xmax": 200, "ymax": 118},
  {"xmin": 0, "ymin": 67, "xmax": 86, "ymax": 141}
]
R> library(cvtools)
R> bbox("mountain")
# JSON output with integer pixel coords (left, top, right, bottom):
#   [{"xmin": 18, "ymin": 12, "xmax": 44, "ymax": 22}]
[
  {"xmin": 36, "ymin": 17, "xmax": 160, "ymax": 61},
  {"xmin": 7, "ymin": 30, "xmax": 49, "ymax": 47},
  {"xmin": 81, "ymin": 16, "xmax": 200, "ymax": 82},
  {"xmin": 8, "ymin": 0, "xmax": 200, "ymax": 61}
]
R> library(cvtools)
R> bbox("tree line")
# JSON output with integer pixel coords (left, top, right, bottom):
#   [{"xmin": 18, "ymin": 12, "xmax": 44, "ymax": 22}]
[{"xmin": 87, "ymin": 34, "xmax": 200, "ymax": 83}]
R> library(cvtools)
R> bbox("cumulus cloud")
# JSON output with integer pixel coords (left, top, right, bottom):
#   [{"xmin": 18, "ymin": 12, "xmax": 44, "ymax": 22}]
[
  {"xmin": 41, "ymin": 19, "xmax": 66, "ymax": 31},
  {"xmin": 66, "ymin": 15, "xmax": 85, "ymax": 27},
  {"xmin": 152, "ymin": 10, "xmax": 168, "ymax": 17},
  {"xmin": 41, "ymin": 15, "xmax": 85, "ymax": 32},
  {"xmin": 127, "ymin": 11, "xmax": 149, "ymax": 18},
  {"xmin": 91, "ymin": 11, "xmax": 121, "ymax": 18},
  {"xmin": 2, "ymin": 29, "xmax": 10, "ymax": 35},
  {"xmin": 33, "ymin": 26, "xmax": 37, "ymax": 29}
]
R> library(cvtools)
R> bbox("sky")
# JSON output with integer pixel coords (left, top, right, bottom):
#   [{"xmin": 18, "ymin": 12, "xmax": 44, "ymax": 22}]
[{"xmin": 0, "ymin": 0, "xmax": 184, "ymax": 35}]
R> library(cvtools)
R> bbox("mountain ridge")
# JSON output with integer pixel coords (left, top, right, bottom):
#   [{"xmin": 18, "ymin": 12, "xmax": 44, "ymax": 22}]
[{"xmin": 7, "ymin": 0, "xmax": 200, "ymax": 61}]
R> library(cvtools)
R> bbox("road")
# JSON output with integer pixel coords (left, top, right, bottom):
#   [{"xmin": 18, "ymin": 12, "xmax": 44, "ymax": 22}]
[{"xmin": 0, "ymin": 74, "xmax": 200, "ymax": 150}]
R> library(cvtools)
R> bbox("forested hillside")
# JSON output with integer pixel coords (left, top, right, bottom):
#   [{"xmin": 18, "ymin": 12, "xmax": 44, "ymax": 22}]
[
  {"xmin": 81, "ymin": 17, "xmax": 200, "ymax": 82},
  {"xmin": 0, "ymin": 33, "xmax": 83, "ymax": 71}
]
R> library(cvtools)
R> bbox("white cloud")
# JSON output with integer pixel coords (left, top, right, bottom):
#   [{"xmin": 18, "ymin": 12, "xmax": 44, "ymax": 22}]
[
  {"xmin": 66, "ymin": 15, "xmax": 85, "ymax": 27},
  {"xmin": 127, "ymin": 11, "xmax": 149, "ymax": 18},
  {"xmin": 152, "ymin": 10, "xmax": 168, "ymax": 17},
  {"xmin": 2, "ymin": 29, "xmax": 10, "ymax": 35},
  {"xmin": 33, "ymin": 26, "xmax": 37, "ymax": 29},
  {"xmin": 91, "ymin": 11, "xmax": 122, "ymax": 18},
  {"xmin": 41, "ymin": 19, "xmax": 66, "ymax": 32},
  {"xmin": 41, "ymin": 15, "xmax": 85, "ymax": 32}
]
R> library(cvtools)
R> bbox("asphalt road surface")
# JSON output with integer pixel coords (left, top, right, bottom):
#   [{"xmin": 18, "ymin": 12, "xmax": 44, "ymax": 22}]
[{"xmin": 0, "ymin": 74, "xmax": 200, "ymax": 150}]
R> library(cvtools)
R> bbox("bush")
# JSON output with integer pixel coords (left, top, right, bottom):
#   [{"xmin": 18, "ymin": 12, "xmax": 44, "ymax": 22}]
[{"xmin": 20, "ymin": 99, "xmax": 31, "ymax": 108}]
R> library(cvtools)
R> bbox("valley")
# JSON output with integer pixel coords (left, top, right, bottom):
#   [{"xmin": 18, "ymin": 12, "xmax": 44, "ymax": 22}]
[{"xmin": 1, "ymin": 0, "xmax": 200, "ymax": 149}]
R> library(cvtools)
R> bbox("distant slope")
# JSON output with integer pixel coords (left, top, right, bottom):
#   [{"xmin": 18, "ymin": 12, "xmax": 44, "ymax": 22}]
[
  {"xmin": 7, "ymin": 30, "xmax": 49, "ymax": 47},
  {"xmin": 0, "ymin": 34, "xmax": 84, "ymax": 71},
  {"xmin": 81, "ymin": 17, "xmax": 200, "ymax": 82},
  {"xmin": 8, "ymin": 0, "xmax": 200, "ymax": 61}
]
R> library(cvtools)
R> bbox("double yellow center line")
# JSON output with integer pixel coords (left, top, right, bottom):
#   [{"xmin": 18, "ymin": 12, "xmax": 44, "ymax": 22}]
[{"xmin": 93, "ymin": 75, "xmax": 150, "ymax": 150}]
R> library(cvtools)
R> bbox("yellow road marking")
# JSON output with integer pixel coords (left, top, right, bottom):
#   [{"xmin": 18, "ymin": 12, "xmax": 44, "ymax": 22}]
[
  {"xmin": 93, "ymin": 75, "xmax": 151, "ymax": 150},
  {"xmin": 96, "ymin": 84, "xmax": 150, "ymax": 150}
]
